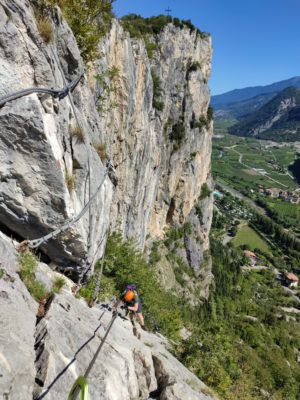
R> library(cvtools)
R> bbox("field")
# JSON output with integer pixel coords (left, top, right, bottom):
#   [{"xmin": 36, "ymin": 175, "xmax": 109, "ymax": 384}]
[
  {"xmin": 212, "ymin": 134, "xmax": 299, "ymax": 191},
  {"xmin": 233, "ymin": 223, "xmax": 272, "ymax": 255},
  {"xmin": 267, "ymin": 198, "xmax": 299, "ymax": 219},
  {"xmin": 213, "ymin": 119, "xmax": 238, "ymax": 135}
]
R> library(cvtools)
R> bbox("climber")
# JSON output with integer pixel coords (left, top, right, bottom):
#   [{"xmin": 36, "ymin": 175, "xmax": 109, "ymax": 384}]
[{"xmin": 112, "ymin": 285, "xmax": 146, "ymax": 331}]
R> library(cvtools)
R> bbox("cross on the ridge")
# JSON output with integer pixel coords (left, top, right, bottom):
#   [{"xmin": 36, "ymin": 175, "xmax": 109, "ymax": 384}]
[{"xmin": 165, "ymin": 7, "xmax": 172, "ymax": 15}]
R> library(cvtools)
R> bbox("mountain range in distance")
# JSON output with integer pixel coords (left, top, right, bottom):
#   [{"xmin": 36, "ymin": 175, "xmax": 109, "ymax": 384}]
[{"xmin": 211, "ymin": 77, "xmax": 300, "ymax": 141}]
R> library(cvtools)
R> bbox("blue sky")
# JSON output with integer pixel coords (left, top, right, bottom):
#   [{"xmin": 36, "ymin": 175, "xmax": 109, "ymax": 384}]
[{"xmin": 113, "ymin": 0, "xmax": 300, "ymax": 95}]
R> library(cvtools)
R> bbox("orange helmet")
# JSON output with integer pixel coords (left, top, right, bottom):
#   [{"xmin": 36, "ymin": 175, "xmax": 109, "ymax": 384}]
[{"xmin": 125, "ymin": 290, "xmax": 134, "ymax": 302}]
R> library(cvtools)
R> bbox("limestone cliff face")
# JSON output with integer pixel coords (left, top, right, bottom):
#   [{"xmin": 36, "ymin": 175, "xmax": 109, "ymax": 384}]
[
  {"xmin": 97, "ymin": 21, "xmax": 213, "ymax": 247},
  {"xmin": 97, "ymin": 21, "xmax": 213, "ymax": 297},
  {"xmin": 0, "ymin": 1, "xmax": 213, "ymax": 283},
  {"xmin": 0, "ymin": 0, "xmax": 112, "ymax": 275}
]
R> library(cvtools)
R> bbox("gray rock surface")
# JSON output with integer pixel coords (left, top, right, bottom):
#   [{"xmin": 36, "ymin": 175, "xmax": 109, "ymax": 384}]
[
  {"xmin": 0, "ymin": 0, "xmax": 112, "ymax": 275},
  {"xmin": 0, "ymin": 234, "xmax": 38, "ymax": 400},
  {"xmin": 0, "ymin": 1, "xmax": 213, "ymax": 284},
  {"xmin": 0, "ymin": 232, "xmax": 217, "ymax": 400},
  {"xmin": 98, "ymin": 21, "xmax": 213, "ymax": 249},
  {"xmin": 32, "ymin": 263, "xmax": 216, "ymax": 400}
]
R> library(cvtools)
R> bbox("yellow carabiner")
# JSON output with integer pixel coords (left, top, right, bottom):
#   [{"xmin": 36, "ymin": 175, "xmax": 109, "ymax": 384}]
[{"xmin": 68, "ymin": 376, "xmax": 88, "ymax": 400}]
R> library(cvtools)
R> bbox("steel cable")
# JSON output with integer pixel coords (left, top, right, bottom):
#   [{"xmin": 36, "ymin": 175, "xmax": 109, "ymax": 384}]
[
  {"xmin": 29, "ymin": 161, "xmax": 113, "ymax": 249},
  {"xmin": 0, "ymin": 72, "xmax": 85, "ymax": 108}
]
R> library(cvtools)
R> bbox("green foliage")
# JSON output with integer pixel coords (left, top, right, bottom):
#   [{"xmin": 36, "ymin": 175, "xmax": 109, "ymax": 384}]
[
  {"xmin": 18, "ymin": 252, "xmax": 47, "ymax": 301},
  {"xmin": 0, "ymin": 268, "xmax": 3, "ymax": 280},
  {"xmin": 31, "ymin": 0, "xmax": 115, "ymax": 62},
  {"xmin": 174, "ymin": 239, "xmax": 300, "ymax": 399},
  {"xmin": 120, "ymin": 14, "xmax": 207, "ymax": 38},
  {"xmin": 149, "ymin": 241, "xmax": 161, "ymax": 266},
  {"xmin": 65, "ymin": 169, "xmax": 76, "ymax": 192},
  {"xmin": 195, "ymin": 204, "xmax": 203, "ymax": 219},
  {"xmin": 93, "ymin": 142, "xmax": 108, "ymax": 163},
  {"xmin": 95, "ymin": 67, "xmax": 119, "ymax": 114},
  {"xmin": 184, "ymin": 222, "xmax": 192, "ymax": 235},
  {"xmin": 120, "ymin": 14, "xmax": 172, "ymax": 37},
  {"xmin": 199, "ymin": 183, "xmax": 211, "ymax": 199},
  {"xmin": 101, "ymin": 232, "xmax": 182, "ymax": 338},
  {"xmin": 169, "ymin": 121, "xmax": 185, "ymax": 146},
  {"xmin": 33, "ymin": 5, "xmax": 53, "ymax": 43},
  {"xmin": 207, "ymin": 105, "xmax": 214, "ymax": 122},
  {"xmin": 229, "ymin": 86, "xmax": 300, "ymax": 142},
  {"xmin": 163, "ymin": 117, "xmax": 173, "ymax": 139},
  {"xmin": 153, "ymin": 99, "xmax": 164, "ymax": 111},
  {"xmin": 59, "ymin": 0, "xmax": 114, "ymax": 62},
  {"xmin": 151, "ymin": 69, "xmax": 164, "ymax": 111},
  {"xmin": 174, "ymin": 268, "xmax": 186, "ymax": 286},
  {"xmin": 190, "ymin": 115, "xmax": 207, "ymax": 131},
  {"xmin": 69, "ymin": 123, "xmax": 84, "ymax": 142},
  {"xmin": 52, "ymin": 276, "xmax": 65, "ymax": 294},
  {"xmin": 145, "ymin": 41, "xmax": 158, "ymax": 60}
]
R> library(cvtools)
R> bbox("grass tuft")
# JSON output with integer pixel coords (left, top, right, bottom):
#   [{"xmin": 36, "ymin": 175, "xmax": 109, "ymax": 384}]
[
  {"xmin": 52, "ymin": 276, "xmax": 66, "ymax": 294},
  {"xmin": 93, "ymin": 142, "xmax": 108, "ymax": 163},
  {"xmin": 18, "ymin": 252, "xmax": 47, "ymax": 301},
  {"xmin": 33, "ymin": 7, "xmax": 53, "ymax": 44},
  {"xmin": 65, "ymin": 169, "xmax": 76, "ymax": 192},
  {"xmin": 69, "ymin": 123, "xmax": 84, "ymax": 143}
]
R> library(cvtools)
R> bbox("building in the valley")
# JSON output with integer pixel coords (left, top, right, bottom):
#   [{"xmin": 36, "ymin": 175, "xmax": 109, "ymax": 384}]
[
  {"xmin": 266, "ymin": 188, "xmax": 281, "ymax": 197},
  {"xmin": 285, "ymin": 272, "xmax": 299, "ymax": 288},
  {"xmin": 244, "ymin": 250, "xmax": 258, "ymax": 265}
]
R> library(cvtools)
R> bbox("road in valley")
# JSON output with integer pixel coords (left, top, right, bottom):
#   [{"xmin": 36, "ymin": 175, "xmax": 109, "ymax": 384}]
[
  {"xmin": 224, "ymin": 146, "xmax": 289, "ymax": 188},
  {"xmin": 215, "ymin": 180, "xmax": 266, "ymax": 215}
]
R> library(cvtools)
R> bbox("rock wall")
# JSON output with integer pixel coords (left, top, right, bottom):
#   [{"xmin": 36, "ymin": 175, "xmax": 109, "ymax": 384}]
[
  {"xmin": 0, "ymin": 1, "xmax": 213, "ymax": 281},
  {"xmin": 97, "ymin": 20, "xmax": 213, "ymax": 247},
  {"xmin": 0, "ymin": 233, "xmax": 217, "ymax": 400},
  {"xmin": 0, "ymin": 0, "xmax": 113, "ymax": 276}
]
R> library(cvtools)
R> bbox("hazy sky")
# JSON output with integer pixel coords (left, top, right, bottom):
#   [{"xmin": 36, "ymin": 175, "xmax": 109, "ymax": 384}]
[{"xmin": 113, "ymin": 0, "xmax": 300, "ymax": 95}]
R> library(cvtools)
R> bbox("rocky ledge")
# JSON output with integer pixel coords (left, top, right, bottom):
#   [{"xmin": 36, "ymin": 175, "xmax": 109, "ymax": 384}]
[{"xmin": 0, "ymin": 234, "xmax": 217, "ymax": 400}]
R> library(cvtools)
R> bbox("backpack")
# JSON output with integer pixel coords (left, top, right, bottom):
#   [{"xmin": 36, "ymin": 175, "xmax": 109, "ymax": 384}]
[{"xmin": 125, "ymin": 284, "xmax": 140, "ymax": 298}]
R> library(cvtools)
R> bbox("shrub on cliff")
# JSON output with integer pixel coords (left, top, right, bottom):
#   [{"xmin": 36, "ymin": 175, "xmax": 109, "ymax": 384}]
[
  {"xmin": 31, "ymin": 0, "xmax": 115, "ymax": 62},
  {"xmin": 102, "ymin": 232, "xmax": 182, "ymax": 339},
  {"xmin": 151, "ymin": 69, "xmax": 164, "ymax": 111},
  {"xmin": 121, "ymin": 14, "xmax": 209, "ymax": 39},
  {"xmin": 18, "ymin": 252, "xmax": 47, "ymax": 301}
]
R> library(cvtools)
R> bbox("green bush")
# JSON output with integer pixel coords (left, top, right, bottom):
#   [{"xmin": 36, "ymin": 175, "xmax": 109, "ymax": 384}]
[
  {"xmin": 151, "ymin": 69, "xmax": 164, "ymax": 111},
  {"xmin": 195, "ymin": 204, "xmax": 203, "ymax": 218},
  {"xmin": 169, "ymin": 122, "xmax": 185, "ymax": 145},
  {"xmin": 33, "ymin": 5, "xmax": 53, "ymax": 43},
  {"xmin": 19, "ymin": 252, "xmax": 47, "ymax": 301},
  {"xmin": 95, "ymin": 66, "xmax": 119, "ymax": 114},
  {"xmin": 52, "ymin": 276, "xmax": 65, "ymax": 294},
  {"xmin": 207, "ymin": 105, "xmax": 214, "ymax": 122},
  {"xmin": 199, "ymin": 183, "xmax": 211, "ymax": 200},
  {"xmin": 145, "ymin": 41, "xmax": 158, "ymax": 60},
  {"xmin": 120, "ymin": 14, "xmax": 209, "ymax": 40},
  {"xmin": 32, "ymin": 0, "xmax": 115, "ymax": 62},
  {"xmin": 190, "ymin": 115, "xmax": 207, "ymax": 131},
  {"xmin": 101, "ymin": 232, "xmax": 182, "ymax": 338}
]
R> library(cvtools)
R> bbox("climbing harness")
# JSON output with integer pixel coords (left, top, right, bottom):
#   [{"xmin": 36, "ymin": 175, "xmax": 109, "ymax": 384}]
[
  {"xmin": 68, "ymin": 311, "xmax": 118, "ymax": 400},
  {"xmin": 28, "ymin": 161, "xmax": 113, "ymax": 249},
  {"xmin": 0, "ymin": 72, "xmax": 85, "ymax": 108}
]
